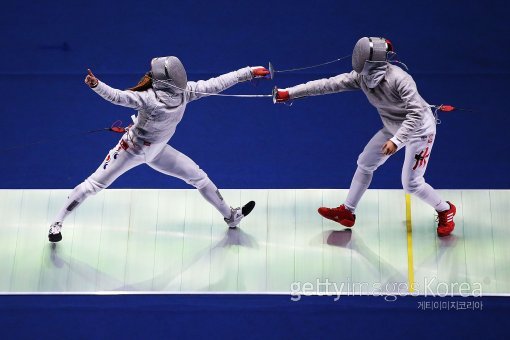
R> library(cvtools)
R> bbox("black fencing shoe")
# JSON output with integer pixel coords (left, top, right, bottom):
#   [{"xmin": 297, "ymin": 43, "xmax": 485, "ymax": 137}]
[
  {"xmin": 224, "ymin": 201, "xmax": 256, "ymax": 228},
  {"xmin": 48, "ymin": 222, "xmax": 63, "ymax": 242}
]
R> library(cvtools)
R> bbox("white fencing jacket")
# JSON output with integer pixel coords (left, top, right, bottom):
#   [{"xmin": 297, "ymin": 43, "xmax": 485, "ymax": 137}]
[
  {"xmin": 287, "ymin": 64, "xmax": 436, "ymax": 147},
  {"xmin": 92, "ymin": 67, "xmax": 253, "ymax": 144}
]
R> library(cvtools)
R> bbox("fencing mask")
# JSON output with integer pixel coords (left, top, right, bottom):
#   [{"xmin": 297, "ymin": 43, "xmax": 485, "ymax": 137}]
[
  {"xmin": 150, "ymin": 56, "xmax": 187, "ymax": 93},
  {"xmin": 352, "ymin": 37, "xmax": 393, "ymax": 74}
]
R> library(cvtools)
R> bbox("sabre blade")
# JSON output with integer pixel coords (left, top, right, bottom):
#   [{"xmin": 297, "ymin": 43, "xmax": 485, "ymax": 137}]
[
  {"xmin": 150, "ymin": 76, "xmax": 271, "ymax": 98},
  {"xmin": 268, "ymin": 54, "xmax": 352, "ymax": 76}
]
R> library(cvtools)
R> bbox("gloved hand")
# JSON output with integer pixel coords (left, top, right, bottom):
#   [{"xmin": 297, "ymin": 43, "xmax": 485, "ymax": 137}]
[
  {"xmin": 381, "ymin": 140, "xmax": 397, "ymax": 155},
  {"xmin": 85, "ymin": 69, "xmax": 99, "ymax": 88},
  {"xmin": 251, "ymin": 66, "xmax": 270, "ymax": 79},
  {"xmin": 272, "ymin": 86, "xmax": 290, "ymax": 104}
]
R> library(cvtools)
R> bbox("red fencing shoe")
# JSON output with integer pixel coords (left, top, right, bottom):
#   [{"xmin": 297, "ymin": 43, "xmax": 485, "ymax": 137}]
[
  {"xmin": 437, "ymin": 201, "xmax": 456, "ymax": 237},
  {"xmin": 318, "ymin": 205, "xmax": 356, "ymax": 227}
]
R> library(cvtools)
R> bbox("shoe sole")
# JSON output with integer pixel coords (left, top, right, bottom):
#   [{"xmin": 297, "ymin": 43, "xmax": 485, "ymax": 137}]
[
  {"xmin": 241, "ymin": 201, "xmax": 256, "ymax": 217},
  {"xmin": 48, "ymin": 233, "xmax": 62, "ymax": 242},
  {"xmin": 322, "ymin": 215, "xmax": 355, "ymax": 228},
  {"xmin": 338, "ymin": 219, "xmax": 355, "ymax": 228},
  {"xmin": 437, "ymin": 222, "xmax": 455, "ymax": 237}
]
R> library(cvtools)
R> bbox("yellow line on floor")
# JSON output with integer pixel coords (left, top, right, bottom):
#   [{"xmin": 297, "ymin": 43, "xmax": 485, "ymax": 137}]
[{"xmin": 405, "ymin": 193, "xmax": 415, "ymax": 293}]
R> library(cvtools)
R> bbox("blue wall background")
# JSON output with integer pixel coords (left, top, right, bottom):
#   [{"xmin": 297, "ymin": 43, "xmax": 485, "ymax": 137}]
[
  {"xmin": 1, "ymin": 2, "xmax": 509, "ymax": 336},
  {"xmin": 1, "ymin": 0, "xmax": 509, "ymax": 189}
]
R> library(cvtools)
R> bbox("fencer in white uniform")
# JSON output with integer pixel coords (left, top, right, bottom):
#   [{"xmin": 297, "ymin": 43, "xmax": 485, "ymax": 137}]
[
  {"xmin": 274, "ymin": 37, "xmax": 456, "ymax": 237},
  {"xmin": 48, "ymin": 57, "xmax": 269, "ymax": 242}
]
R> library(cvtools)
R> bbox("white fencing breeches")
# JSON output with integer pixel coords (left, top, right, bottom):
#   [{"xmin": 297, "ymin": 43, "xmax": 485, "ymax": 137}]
[
  {"xmin": 345, "ymin": 127, "xmax": 449, "ymax": 212},
  {"xmin": 54, "ymin": 134, "xmax": 231, "ymax": 222}
]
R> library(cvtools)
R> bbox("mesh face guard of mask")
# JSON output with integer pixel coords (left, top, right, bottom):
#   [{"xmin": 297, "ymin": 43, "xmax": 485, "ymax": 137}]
[
  {"xmin": 150, "ymin": 56, "xmax": 188, "ymax": 91},
  {"xmin": 352, "ymin": 37, "xmax": 393, "ymax": 73}
]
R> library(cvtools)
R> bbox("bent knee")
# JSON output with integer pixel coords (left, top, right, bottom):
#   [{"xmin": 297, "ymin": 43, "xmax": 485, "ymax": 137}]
[
  {"xmin": 355, "ymin": 165, "xmax": 374, "ymax": 175},
  {"xmin": 185, "ymin": 169, "xmax": 210, "ymax": 189},
  {"xmin": 402, "ymin": 178, "xmax": 425, "ymax": 194},
  {"xmin": 357, "ymin": 156, "xmax": 382, "ymax": 174},
  {"xmin": 83, "ymin": 177, "xmax": 107, "ymax": 195}
]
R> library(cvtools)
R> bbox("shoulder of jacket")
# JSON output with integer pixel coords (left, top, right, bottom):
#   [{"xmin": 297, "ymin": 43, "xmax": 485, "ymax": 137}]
[
  {"xmin": 140, "ymin": 88, "xmax": 163, "ymax": 109},
  {"xmin": 388, "ymin": 64, "xmax": 412, "ymax": 79},
  {"xmin": 387, "ymin": 64, "xmax": 413, "ymax": 86},
  {"xmin": 330, "ymin": 71, "xmax": 360, "ymax": 81}
]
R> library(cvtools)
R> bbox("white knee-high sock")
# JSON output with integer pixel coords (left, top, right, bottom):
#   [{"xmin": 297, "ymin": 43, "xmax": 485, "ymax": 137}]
[
  {"xmin": 344, "ymin": 167, "xmax": 373, "ymax": 212},
  {"xmin": 198, "ymin": 181, "xmax": 231, "ymax": 218},
  {"xmin": 54, "ymin": 182, "xmax": 93, "ymax": 223},
  {"xmin": 413, "ymin": 183, "xmax": 450, "ymax": 212}
]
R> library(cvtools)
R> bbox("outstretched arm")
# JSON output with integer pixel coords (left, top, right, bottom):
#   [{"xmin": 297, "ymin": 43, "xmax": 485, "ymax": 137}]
[
  {"xmin": 274, "ymin": 70, "xmax": 361, "ymax": 103},
  {"xmin": 186, "ymin": 66, "xmax": 269, "ymax": 102},
  {"xmin": 85, "ymin": 69, "xmax": 146, "ymax": 110}
]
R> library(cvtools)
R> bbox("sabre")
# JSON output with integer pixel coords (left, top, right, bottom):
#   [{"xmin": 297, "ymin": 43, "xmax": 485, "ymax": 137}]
[
  {"xmin": 149, "ymin": 76, "xmax": 272, "ymax": 98},
  {"xmin": 268, "ymin": 54, "xmax": 352, "ymax": 79}
]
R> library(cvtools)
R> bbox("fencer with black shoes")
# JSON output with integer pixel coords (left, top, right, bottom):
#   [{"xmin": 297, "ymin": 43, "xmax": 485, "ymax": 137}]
[
  {"xmin": 48, "ymin": 222, "xmax": 63, "ymax": 242},
  {"xmin": 224, "ymin": 201, "xmax": 256, "ymax": 228}
]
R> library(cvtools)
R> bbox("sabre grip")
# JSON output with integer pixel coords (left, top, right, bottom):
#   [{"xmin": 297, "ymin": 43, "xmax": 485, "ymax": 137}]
[
  {"xmin": 251, "ymin": 66, "xmax": 271, "ymax": 79},
  {"xmin": 272, "ymin": 87, "xmax": 290, "ymax": 104}
]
